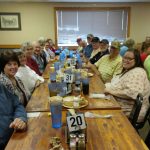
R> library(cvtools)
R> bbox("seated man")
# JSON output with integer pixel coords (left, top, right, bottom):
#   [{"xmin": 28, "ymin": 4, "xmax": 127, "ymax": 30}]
[
  {"xmin": 0, "ymin": 83, "xmax": 27, "ymax": 150},
  {"xmin": 83, "ymin": 34, "xmax": 94, "ymax": 58},
  {"xmin": 87, "ymin": 40, "xmax": 122, "ymax": 83},
  {"xmin": 120, "ymin": 38, "xmax": 135, "ymax": 57},
  {"xmin": 90, "ymin": 38, "xmax": 109, "ymax": 64}
]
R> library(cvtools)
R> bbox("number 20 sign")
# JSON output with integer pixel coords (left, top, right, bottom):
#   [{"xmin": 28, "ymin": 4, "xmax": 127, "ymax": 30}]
[{"xmin": 67, "ymin": 114, "xmax": 86, "ymax": 132}]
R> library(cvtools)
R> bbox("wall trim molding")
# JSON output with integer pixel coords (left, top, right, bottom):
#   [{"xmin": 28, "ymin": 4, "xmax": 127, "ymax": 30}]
[{"xmin": 0, "ymin": 45, "xmax": 21, "ymax": 49}]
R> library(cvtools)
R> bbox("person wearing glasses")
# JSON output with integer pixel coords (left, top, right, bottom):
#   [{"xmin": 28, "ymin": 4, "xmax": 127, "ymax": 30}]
[
  {"xmin": 86, "ymin": 40, "xmax": 122, "ymax": 83},
  {"xmin": 105, "ymin": 49, "xmax": 150, "ymax": 122}
]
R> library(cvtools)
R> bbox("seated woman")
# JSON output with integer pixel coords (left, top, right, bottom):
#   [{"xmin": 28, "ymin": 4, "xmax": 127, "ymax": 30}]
[
  {"xmin": 43, "ymin": 41, "xmax": 55, "ymax": 62},
  {"xmin": 22, "ymin": 41, "xmax": 42, "ymax": 76},
  {"xmin": 0, "ymin": 50, "xmax": 29, "ymax": 106},
  {"xmin": 141, "ymin": 41, "xmax": 150, "ymax": 63},
  {"xmin": 47, "ymin": 38, "xmax": 56, "ymax": 53},
  {"xmin": 105, "ymin": 49, "xmax": 150, "ymax": 122},
  {"xmin": 76, "ymin": 37, "xmax": 83, "ymax": 52},
  {"xmin": 16, "ymin": 51, "xmax": 44, "ymax": 97},
  {"xmin": 32, "ymin": 41, "xmax": 47, "ymax": 75},
  {"xmin": 0, "ymin": 83, "xmax": 27, "ymax": 150}
]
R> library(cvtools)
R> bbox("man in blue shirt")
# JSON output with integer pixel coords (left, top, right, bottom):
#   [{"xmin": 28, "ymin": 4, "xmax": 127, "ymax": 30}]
[
  {"xmin": 0, "ymin": 83, "xmax": 27, "ymax": 150},
  {"xmin": 84, "ymin": 34, "xmax": 94, "ymax": 58}
]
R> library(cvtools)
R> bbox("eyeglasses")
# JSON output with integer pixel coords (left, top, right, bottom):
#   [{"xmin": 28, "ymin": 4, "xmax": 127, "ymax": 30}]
[{"xmin": 123, "ymin": 56, "xmax": 135, "ymax": 61}]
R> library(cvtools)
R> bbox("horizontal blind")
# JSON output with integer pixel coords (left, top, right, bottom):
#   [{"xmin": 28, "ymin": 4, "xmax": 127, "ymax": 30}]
[{"xmin": 56, "ymin": 9, "xmax": 129, "ymax": 46}]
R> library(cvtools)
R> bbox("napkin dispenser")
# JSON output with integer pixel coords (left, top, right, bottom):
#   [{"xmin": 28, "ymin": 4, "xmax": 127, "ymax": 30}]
[{"xmin": 65, "ymin": 111, "xmax": 87, "ymax": 150}]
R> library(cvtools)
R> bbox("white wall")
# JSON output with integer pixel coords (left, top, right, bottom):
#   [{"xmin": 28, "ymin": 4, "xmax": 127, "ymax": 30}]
[{"xmin": 0, "ymin": 2, "xmax": 150, "ymax": 44}]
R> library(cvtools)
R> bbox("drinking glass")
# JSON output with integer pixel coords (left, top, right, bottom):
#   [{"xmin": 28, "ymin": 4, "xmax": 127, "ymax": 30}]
[
  {"xmin": 50, "ymin": 96, "xmax": 62, "ymax": 128},
  {"xmin": 82, "ymin": 78, "xmax": 89, "ymax": 95},
  {"xmin": 54, "ymin": 62, "xmax": 60, "ymax": 71}
]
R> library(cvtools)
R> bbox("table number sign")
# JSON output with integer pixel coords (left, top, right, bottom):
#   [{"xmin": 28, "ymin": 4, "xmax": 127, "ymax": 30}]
[
  {"xmin": 67, "ymin": 114, "xmax": 86, "ymax": 132},
  {"xmin": 70, "ymin": 58, "xmax": 76, "ymax": 66},
  {"xmin": 64, "ymin": 73, "xmax": 74, "ymax": 83}
]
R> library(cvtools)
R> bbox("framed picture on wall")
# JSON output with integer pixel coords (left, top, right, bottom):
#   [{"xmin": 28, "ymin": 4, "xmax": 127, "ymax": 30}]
[{"xmin": 0, "ymin": 12, "xmax": 21, "ymax": 30}]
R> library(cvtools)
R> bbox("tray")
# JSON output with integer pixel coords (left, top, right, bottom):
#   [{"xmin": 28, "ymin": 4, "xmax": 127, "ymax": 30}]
[{"xmin": 63, "ymin": 96, "xmax": 88, "ymax": 109}]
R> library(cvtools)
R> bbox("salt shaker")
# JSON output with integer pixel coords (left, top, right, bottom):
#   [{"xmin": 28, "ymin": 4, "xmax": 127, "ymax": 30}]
[
  {"xmin": 69, "ymin": 134, "xmax": 77, "ymax": 150},
  {"xmin": 78, "ymin": 134, "xmax": 86, "ymax": 150}
]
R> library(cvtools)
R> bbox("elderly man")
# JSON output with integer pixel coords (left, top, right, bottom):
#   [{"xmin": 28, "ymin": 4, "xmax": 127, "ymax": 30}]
[
  {"xmin": 90, "ymin": 37, "xmax": 101, "ymax": 59},
  {"xmin": 83, "ymin": 34, "xmax": 94, "ymax": 58},
  {"xmin": 0, "ymin": 83, "xmax": 27, "ymax": 150},
  {"xmin": 87, "ymin": 40, "xmax": 122, "ymax": 83},
  {"xmin": 90, "ymin": 38, "xmax": 110, "ymax": 64}
]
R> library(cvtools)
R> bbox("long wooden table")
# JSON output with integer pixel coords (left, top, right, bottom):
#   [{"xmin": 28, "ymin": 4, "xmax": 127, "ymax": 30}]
[
  {"xmin": 5, "ymin": 110, "xmax": 148, "ymax": 150},
  {"xmin": 26, "ymin": 74, "xmax": 121, "ymax": 112}
]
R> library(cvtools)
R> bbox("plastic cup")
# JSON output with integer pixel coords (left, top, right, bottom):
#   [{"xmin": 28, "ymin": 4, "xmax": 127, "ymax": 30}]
[
  {"xmin": 50, "ymin": 96, "xmax": 63, "ymax": 128},
  {"xmin": 50, "ymin": 72, "xmax": 56, "ymax": 82},
  {"xmin": 82, "ymin": 78, "xmax": 89, "ymax": 95},
  {"xmin": 50, "ymin": 66, "xmax": 55, "ymax": 73},
  {"xmin": 54, "ymin": 62, "xmax": 60, "ymax": 71}
]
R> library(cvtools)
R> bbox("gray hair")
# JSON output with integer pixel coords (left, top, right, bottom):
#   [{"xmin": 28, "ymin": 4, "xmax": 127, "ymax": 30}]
[{"xmin": 21, "ymin": 41, "xmax": 33, "ymax": 51}]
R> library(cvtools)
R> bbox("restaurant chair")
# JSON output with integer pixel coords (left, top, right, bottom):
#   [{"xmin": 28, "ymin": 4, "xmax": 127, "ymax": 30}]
[
  {"xmin": 135, "ymin": 96, "xmax": 150, "ymax": 130},
  {"xmin": 128, "ymin": 93, "xmax": 143, "ymax": 129},
  {"xmin": 145, "ymin": 111, "xmax": 150, "ymax": 148}
]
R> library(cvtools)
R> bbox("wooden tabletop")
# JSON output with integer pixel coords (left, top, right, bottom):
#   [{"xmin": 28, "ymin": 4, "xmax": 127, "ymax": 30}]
[
  {"xmin": 26, "ymin": 75, "xmax": 120, "ymax": 112},
  {"xmin": 42, "ymin": 63, "xmax": 51, "ymax": 79},
  {"xmin": 5, "ymin": 110, "xmax": 148, "ymax": 150}
]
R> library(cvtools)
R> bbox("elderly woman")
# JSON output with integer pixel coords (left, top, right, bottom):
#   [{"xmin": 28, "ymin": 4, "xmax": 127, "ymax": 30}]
[
  {"xmin": 22, "ymin": 41, "xmax": 42, "ymax": 76},
  {"xmin": 105, "ymin": 49, "xmax": 150, "ymax": 122},
  {"xmin": 16, "ymin": 51, "xmax": 44, "ymax": 97},
  {"xmin": 0, "ymin": 50, "xmax": 29, "ymax": 106},
  {"xmin": 32, "ymin": 41, "xmax": 47, "ymax": 74},
  {"xmin": 43, "ymin": 41, "xmax": 55, "ymax": 62},
  {"xmin": 47, "ymin": 38, "xmax": 56, "ymax": 53},
  {"xmin": 76, "ymin": 37, "xmax": 83, "ymax": 52},
  {"xmin": 0, "ymin": 83, "xmax": 27, "ymax": 150}
]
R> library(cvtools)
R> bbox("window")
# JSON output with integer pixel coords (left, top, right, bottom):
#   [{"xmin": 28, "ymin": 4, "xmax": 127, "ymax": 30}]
[{"xmin": 55, "ymin": 7, "xmax": 130, "ymax": 47}]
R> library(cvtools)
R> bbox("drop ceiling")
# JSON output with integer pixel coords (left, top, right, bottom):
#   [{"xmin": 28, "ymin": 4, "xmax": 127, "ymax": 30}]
[{"xmin": 0, "ymin": 0, "xmax": 150, "ymax": 2}]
